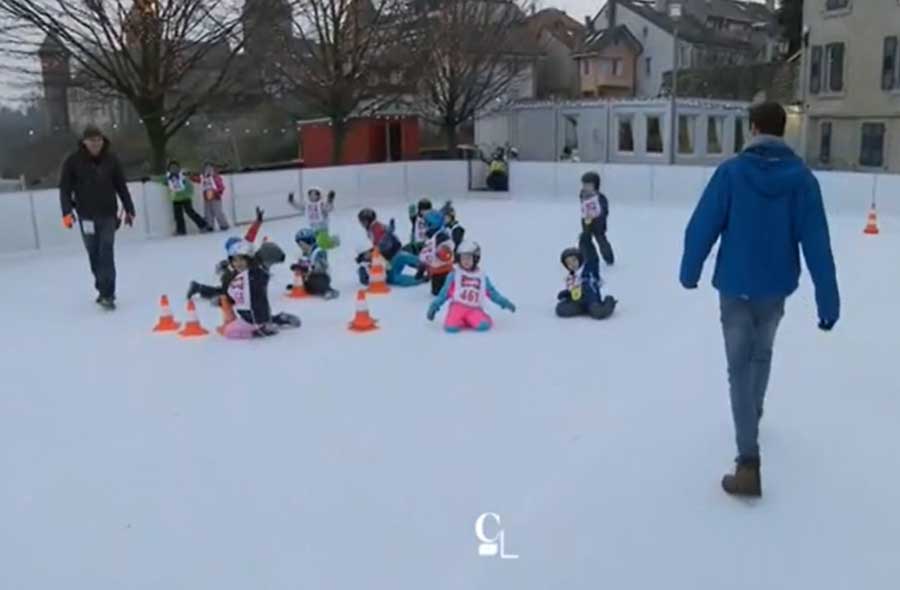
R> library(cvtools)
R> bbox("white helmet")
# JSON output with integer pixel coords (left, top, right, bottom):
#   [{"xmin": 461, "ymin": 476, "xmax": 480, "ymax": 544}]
[
  {"xmin": 455, "ymin": 240, "xmax": 481, "ymax": 268},
  {"xmin": 227, "ymin": 239, "xmax": 254, "ymax": 259}
]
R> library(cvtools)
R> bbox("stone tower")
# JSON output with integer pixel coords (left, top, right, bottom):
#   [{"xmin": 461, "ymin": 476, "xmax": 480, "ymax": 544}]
[{"xmin": 38, "ymin": 34, "xmax": 71, "ymax": 133}]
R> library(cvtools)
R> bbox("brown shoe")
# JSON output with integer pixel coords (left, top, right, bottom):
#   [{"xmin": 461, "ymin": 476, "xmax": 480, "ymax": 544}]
[{"xmin": 722, "ymin": 458, "xmax": 761, "ymax": 497}]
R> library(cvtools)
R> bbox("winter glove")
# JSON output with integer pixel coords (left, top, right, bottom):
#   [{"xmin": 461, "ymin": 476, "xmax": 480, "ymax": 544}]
[
  {"xmin": 388, "ymin": 218, "xmax": 396, "ymax": 234},
  {"xmin": 408, "ymin": 204, "xmax": 417, "ymax": 221},
  {"xmin": 123, "ymin": 212, "xmax": 135, "ymax": 227},
  {"xmin": 818, "ymin": 318, "xmax": 837, "ymax": 332},
  {"xmin": 62, "ymin": 213, "xmax": 75, "ymax": 229},
  {"xmin": 327, "ymin": 190, "xmax": 336, "ymax": 204},
  {"xmin": 355, "ymin": 251, "xmax": 371, "ymax": 265},
  {"xmin": 255, "ymin": 206, "xmax": 264, "ymax": 223},
  {"xmin": 426, "ymin": 301, "xmax": 440, "ymax": 321},
  {"xmin": 502, "ymin": 301, "xmax": 516, "ymax": 313},
  {"xmin": 680, "ymin": 278, "xmax": 698, "ymax": 290},
  {"xmin": 287, "ymin": 192, "xmax": 295, "ymax": 204}
]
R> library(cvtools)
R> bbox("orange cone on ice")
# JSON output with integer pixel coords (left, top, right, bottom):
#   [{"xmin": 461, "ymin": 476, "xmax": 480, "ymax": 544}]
[
  {"xmin": 286, "ymin": 269, "xmax": 310, "ymax": 299},
  {"xmin": 863, "ymin": 205, "xmax": 880, "ymax": 235},
  {"xmin": 152, "ymin": 295, "xmax": 181, "ymax": 333},
  {"xmin": 178, "ymin": 299, "xmax": 209, "ymax": 338},
  {"xmin": 367, "ymin": 247, "xmax": 391, "ymax": 295},
  {"xmin": 216, "ymin": 295, "xmax": 236, "ymax": 336},
  {"xmin": 348, "ymin": 289, "xmax": 379, "ymax": 332}
]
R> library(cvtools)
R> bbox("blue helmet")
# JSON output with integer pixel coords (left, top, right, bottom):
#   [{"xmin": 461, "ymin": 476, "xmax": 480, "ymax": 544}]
[
  {"xmin": 424, "ymin": 210, "xmax": 445, "ymax": 235},
  {"xmin": 224, "ymin": 236, "xmax": 242, "ymax": 254},
  {"xmin": 295, "ymin": 228, "xmax": 317, "ymax": 246}
]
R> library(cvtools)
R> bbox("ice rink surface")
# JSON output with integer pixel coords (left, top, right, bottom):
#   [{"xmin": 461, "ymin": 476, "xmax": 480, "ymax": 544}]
[{"xmin": 1, "ymin": 197, "xmax": 898, "ymax": 589}]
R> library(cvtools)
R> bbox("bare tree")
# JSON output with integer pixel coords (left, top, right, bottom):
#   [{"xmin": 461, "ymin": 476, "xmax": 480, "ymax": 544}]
[
  {"xmin": 0, "ymin": 0, "xmax": 245, "ymax": 172},
  {"xmin": 276, "ymin": 0, "xmax": 416, "ymax": 164},
  {"xmin": 412, "ymin": 0, "xmax": 536, "ymax": 154}
]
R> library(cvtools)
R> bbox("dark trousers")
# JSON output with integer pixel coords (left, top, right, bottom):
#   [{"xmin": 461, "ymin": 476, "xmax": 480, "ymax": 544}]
[
  {"xmin": 79, "ymin": 216, "xmax": 118, "ymax": 298},
  {"xmin": 556, "ymin": 296, "xmax": 616, "ymax": 319},
  {"xmin": 305, "ymin": 272, "xmax": 332, "ymax": 295},
  {"xmin": 431, "ymin": 272, "xmax": 449, "ymax": 296},
  {"xmin": 719, "ymin": 295, "xmax": 785, "ymax": 461},
  {"xmin": 173, "ymin": 201, "xmax": 208, "ymax": 235},
  {"xmin": 580, "ymin": 219, "xmax": 614, "ymax": 265}
]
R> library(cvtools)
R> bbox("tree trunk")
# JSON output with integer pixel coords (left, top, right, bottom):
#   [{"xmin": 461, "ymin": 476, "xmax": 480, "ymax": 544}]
[
  {"xmin": 142, "ymin": 115, "xmax": 168, "ymax": 174},
  {"xmin": 331, "ymin": 119, "xmax": 347, "ymax": 166},
  {"xmin": 444, "ymin": 124, "xmax": 458, "ymax": 159}
]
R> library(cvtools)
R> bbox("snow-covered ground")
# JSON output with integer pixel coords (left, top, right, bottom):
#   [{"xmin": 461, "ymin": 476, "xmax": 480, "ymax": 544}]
[{"xmin": 1, "ymin": 197, "xmax": 897, "ymax": 589}]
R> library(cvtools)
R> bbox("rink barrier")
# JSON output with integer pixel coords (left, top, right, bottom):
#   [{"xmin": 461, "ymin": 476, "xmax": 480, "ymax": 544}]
[{"xmin": 0, "ymin": 160, "xmax": 895, "ymax": 256}]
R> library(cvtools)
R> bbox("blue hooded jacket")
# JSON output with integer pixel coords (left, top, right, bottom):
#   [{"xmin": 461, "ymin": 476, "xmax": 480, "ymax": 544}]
[{"xmin": 680, "ymin": 138, "xmax": 840, "ymax": 323}]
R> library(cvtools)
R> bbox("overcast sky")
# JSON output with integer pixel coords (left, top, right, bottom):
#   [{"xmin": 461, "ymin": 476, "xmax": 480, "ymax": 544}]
[{"xmin": 548, "ymin": 0, "xmax": 769, "ymax": 22}]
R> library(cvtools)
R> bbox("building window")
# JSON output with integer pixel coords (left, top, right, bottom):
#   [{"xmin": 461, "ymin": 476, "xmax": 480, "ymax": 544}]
[
  {"xmin": 646, "ymin": 115, "xmax": 663, "ymax": 153},
  {"xmin": 645, "ymin": 57, "xmax": 652, "ymax": 76},
  {"xmin": 819, "ymin": 121, "xmax": 832, "ymax": 164},
  {"xmin": 582, "ymin": 59, "xmax": 590, "ymax": 76},
  {"xmin": 612, "ymin": 58, "xmax": 624, "ymax": 77},
  {"xmin": 678, "ymin": 115, "xmax": 696, "ymax": 154},
  {"xmin": 825, "ymin": 43, "xmax": 845, "ymax": 92},
  {"xmin": 707, "ymin": 116, "xmax": 724, "ymax": 154},
  {"xmin": 810, "ymin": 46, "xmax": 822, "ymax": 94},
  {"xmin": 617, "ymin": 116, "xmax": 635, "ymax": 152},
  {"xmin": 860, "ymin": 123, "xmax": 886, "ymax": 167},
  {"xmin": 825, "ymin": 0, "xmax": 850, "ymax": 10},
  {"xmin": 563, "ymin": 114, "xmax": 579, "ymax": 154},
  {"xmin": 734, "ymin": 117, "xmax": 746, "ymax": 152},
  {"xmin": 883, "ymin": 36, "xmax": 897, "ymax": 90}
]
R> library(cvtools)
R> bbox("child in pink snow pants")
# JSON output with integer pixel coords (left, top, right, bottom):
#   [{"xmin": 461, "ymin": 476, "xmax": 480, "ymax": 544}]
[{"xmin": 426, "ymin": 241, "xmax": 515, "ymax": 333}]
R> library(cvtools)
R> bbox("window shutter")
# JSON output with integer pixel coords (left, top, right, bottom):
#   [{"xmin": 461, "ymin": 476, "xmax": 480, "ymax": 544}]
[{"xmin": 883, "ymin": 37, "xmax": 897, "ymax": 90}]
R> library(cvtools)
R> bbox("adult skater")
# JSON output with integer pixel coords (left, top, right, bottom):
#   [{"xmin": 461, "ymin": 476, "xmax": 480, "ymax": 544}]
[
  {"xmin": 59, "ymin": 125, "xmax": 136, "ymax": 310},
  {"xmin": 679, "ymin": 102, "xmax": 840, "ymax": 498}
]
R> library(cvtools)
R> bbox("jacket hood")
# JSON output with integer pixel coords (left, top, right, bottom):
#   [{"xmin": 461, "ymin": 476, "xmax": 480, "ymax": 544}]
[
  {"xmin": 77, "ymin": 135, "xmax": 111, "ymax": 157},
  {"xmin": 734, "ymin": 138, "xmax": 807, "ymax": 199}
]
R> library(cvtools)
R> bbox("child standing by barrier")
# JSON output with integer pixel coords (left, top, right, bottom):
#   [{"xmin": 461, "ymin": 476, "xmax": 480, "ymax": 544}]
[
  {"xmin": 163, "ymin": 160, "xmax": 209, "ymax": 235},
  {"xmin": 194, "ymin": 162, "xmax": 229, "ymax": 231}
]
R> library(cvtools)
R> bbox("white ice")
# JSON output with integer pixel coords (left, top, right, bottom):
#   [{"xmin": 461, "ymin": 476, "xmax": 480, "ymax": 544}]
[{"xmin": 1, "ymin": 197, "xmax": 898, "ymax": 589}]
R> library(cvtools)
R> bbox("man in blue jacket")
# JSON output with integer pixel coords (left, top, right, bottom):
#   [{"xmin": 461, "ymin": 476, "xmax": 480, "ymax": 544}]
[{"xmin": 679, "ymin": 102, "xmax": 840, "ymax": 498}]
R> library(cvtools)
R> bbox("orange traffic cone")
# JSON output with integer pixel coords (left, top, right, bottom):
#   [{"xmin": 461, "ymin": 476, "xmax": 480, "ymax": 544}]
[
  {"xmin": 864, "ymin": 205, "xmax": 880, "ymax": 235},
  {"xmin": 178, "ymin": 299, "xmax": 209, "ymax": 338},
  {"xmin": 216, "ymin": 295, "xmax": 236, "ymax": 336},
  {"xmin": 152, "ymin": 295, "xmax": 181, "ymax": 333},
  {"xmin": 367, "ymin": 248, "xmax": 391, "ymax": 295},
  {"xmin": 348, "ymin": 289, "xmax": 379, "ymax": 332},
  {"xmin": 286, "ymin": 269, "xmax": 310, "ymax": 299}
]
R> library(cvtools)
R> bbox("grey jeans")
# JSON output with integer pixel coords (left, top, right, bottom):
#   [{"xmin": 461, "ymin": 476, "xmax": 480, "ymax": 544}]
[
  {"xmin": 203, "ymin": 199, "xmax": 230, "ymax": 230},
  {"xmin": 719, "ymin": 294, "xmax": 785, "ymax": 460}
]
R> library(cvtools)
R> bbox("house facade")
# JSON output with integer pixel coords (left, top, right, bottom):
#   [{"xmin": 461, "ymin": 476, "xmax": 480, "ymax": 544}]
[
  {"xmin": 525, "ymin": 8, "xmax": 585, "ymax": 99},
  {"xmin": 573, "ymin": 25, "xmax": 643, "ymax": 98},
  {"xmin": 803, "ymin": 0, "xmax": 900, "ymax": 173},
  {"xmin": 588, "ymin": 0, "xmax": 779, "ymax": 98}
]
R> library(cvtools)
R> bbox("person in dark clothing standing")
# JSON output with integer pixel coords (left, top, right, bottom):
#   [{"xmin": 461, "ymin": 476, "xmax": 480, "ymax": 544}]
[
  {"xmin": 578, "ymin": 171, "xmax": 614, "ymax": 266},
  {"xmin": 680, "ymin": 102, "xmax": 840, "ymax": 498},
  {"xmin": 59, "ymin": 125, "xmax": 136, "ymax": 310}
]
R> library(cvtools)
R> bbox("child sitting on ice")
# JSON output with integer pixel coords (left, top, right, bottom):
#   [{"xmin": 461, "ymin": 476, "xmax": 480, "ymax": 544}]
[
  {"xmin": 440, "ymin": 200, "xmax": 465, "ymax": 251},
  {"xmin": 426, "ymin": 241, "xmax": 515, "ymax": 332},
  {"xmin": 556, "ymin": 245, "xmax": 617, "ymax": 320},
  {"xmin": 419, "ymin": 210, "xmax": 456, "ymax": 295},
  {"xmin": 221, "ymin": 239, "xmax": 300, "ymax": 338},
  {"xmin": 355, "ymin": 207, "xmax": 425, "ymax": 287},
  {"xmin": 286, "ymin": 228, "xmax": 339, "ymax": 299},
  {"xmin": 187, "ymin": 208, "xmax": 265, "ymax": 303},
  {"xmin": 404, "ymin": 197, "xmax": 432, "ymax": 254},
  {"xmin": 288, "ymin": 187, "xmax": 339, "ymax": 249}
]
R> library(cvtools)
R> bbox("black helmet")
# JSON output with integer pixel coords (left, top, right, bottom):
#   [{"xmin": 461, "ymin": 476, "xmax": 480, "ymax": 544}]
[
  {"xmin": 417, "ymin": 198, "xmax": 433, "ymax": 212},
  {"xmin": 358, "ymin": 207, "xmax": 376, "ymax": 226},
  {"xmin": 581, "ymin": 171, "xmax": 600, "ymax": 191},
  {"xmin": 256, "ymin": 241, "xmax": 286, "ymax": 268},
  {"xmin": 560, "ymin": 247, "xmax": 583, "ymax": 269}
]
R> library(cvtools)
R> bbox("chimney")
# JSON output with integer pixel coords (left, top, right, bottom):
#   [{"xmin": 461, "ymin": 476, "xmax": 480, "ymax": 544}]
[
  {"xmin": 584, "ymin": 15, "xmax": 594, "ymax": 33},
  {"xmin": 655, "ymin": 0, "xmax": 667, "ymax": 12},
  {"xmin": 609, "ymin": 0, "xmax": 617, "ymax": 28}
]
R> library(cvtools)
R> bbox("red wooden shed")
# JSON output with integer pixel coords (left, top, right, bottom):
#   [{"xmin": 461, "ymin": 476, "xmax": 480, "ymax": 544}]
[{"xmin": 298, "ymin": 116, "xmax": 420, "ymax": 168}]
